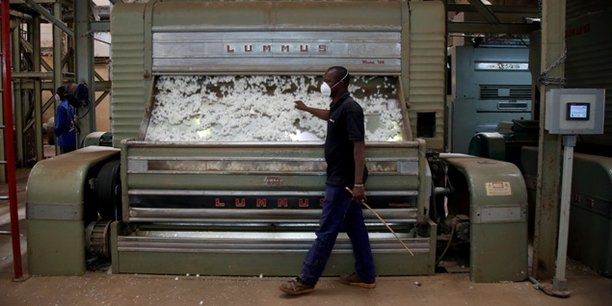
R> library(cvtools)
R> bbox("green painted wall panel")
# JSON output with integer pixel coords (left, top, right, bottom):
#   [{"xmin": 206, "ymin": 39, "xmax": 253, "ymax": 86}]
[{"xmin": 111, "ymin": 4, "xmax": 147, "ymax": 147}]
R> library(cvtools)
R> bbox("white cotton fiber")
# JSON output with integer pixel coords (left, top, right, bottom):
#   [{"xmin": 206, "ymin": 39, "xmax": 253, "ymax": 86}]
[{"xmin": 145, "ymin": 75, "xmax": 404, "ymax": 142}]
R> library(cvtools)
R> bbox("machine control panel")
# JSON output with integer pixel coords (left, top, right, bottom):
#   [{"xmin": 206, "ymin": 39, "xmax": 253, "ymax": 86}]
[{"xmin": 545, "ymin": 88, "xmax": 605, "ymax": 134}]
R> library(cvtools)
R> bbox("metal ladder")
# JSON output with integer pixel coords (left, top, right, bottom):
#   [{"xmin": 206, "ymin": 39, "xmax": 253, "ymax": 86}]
[
  {"xmin": 0, "ymin": 90, "xmax": 10, "ymax": 233},
  {"xmin": 0, "ymin": 83, "xmax": 7, "ymax": 211},
  {"xmin": 1, "ymin": 0, "xmax": 24, "ymax": 280}
]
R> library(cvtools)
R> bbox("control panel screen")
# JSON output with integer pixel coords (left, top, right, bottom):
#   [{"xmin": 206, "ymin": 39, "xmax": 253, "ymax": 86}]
[
  {"xmin": 546, "ymin": 88, "xmax": 604, "ymax": 134},
  {"xmin": 566, "ymin": 102, "xmax": 590, "ymax": 120}
]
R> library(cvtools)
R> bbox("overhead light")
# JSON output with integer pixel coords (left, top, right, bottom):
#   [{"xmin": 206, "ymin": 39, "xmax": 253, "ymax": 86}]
[{"xmin": 524, "ymin": 17, "xmax": 541, "ymax": 23}]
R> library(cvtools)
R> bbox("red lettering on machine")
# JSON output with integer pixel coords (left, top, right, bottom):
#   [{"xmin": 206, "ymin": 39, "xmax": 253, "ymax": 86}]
[
  {"xmin": 277, "ymin": 198, "xmax": 289, "ymax": 208},
  {"xmin": 215, "ymin": 198, "xmax": 225, "ymax": 208},
  {"xmin": 235, "ymin": 198, "xmax": 246, "ymax": 208},
  {"xmin": 298, "ymin": 199, "xmax": 310, "ymax": 208},
  {"xmin": 256, "ymin": 198, "xmax": 268, "ymax": 208}
]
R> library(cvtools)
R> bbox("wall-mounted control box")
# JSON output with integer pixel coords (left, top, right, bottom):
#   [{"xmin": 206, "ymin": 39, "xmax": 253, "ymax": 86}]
[{"xmin": 545, "ymin": 88, "xmax": 605, "ymax": 134}]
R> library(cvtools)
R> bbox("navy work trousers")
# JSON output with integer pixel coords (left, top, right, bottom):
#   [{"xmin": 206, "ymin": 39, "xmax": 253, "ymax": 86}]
[{"xmin": 299, "ymin": 184, "xmax": 376, "ymax": 286}]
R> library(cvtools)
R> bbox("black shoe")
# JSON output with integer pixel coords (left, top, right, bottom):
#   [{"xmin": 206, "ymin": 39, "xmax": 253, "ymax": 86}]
[
  {"xmin": 279, "ymin": 277, "xmax": 315, "ymax": 295},
  {"xmin": 339, "ymin": 272, "xmax": 376, "ymax": 289}
]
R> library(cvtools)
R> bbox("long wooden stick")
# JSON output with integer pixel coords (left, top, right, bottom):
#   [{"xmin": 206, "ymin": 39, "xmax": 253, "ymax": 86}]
[{"xmin": 345, "ymin": 187, "xmax": 414, "ymax": 256}]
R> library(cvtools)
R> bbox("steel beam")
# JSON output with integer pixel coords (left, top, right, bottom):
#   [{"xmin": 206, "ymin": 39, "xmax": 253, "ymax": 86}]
[
  {"xmin": 467, "ymin": 0, "xmax": 500, "ymax": 24},
  {"xmin": 12, "ymin": 71, "xmax": 53, "ymax": 78},
  {"xmin": 42, "ymin": 95, "xmax": 53, "ymax": 113},
  {"xmin": 9, "ymin": 0, "xmax": 56, "ymax": 3},
  {"xmin": 19, "ymin": 36, "xmax": 53, "ymax": 72},
  {"xmin": 94, "ymin": 70, "xmax": 104, "ymax": 82},
  {"xmin": 23, "ymin": 0, "xmax": 74, "ymax": 37},
  {"xmin": 19, "ymin": 80, "xmax": 110, "ymax": 91},
  {"xmin": 52, "ymin": 0, "xmax": 61, "ymax": 154},
  {"xmin": 448, "ymin": 22, "xmax": 539, "ymax": 34},
  {"xmin": 447, "ymin": 4, "xmax": 539, "ymax": 14},
  {"xmin": 32, "ymin": 15, "xmax": 43, "ymax": 161},
  {"xmin": 75, "ymin": 0, "xmax": 95, "ymax": 143},
  {"xmin": 90, "ymin": 21, "xmax": 110, "ymax": 33},
  {"xmin": 95, "ymin": 90, "xmax": 109, "ymax": 107},
  {"xmin": 11, "ymin": 23, "xmax": 24, "ymax": 166},
  {"xmin": 533, "ymin": 0, "xmax": 565, "ymax": 281}
]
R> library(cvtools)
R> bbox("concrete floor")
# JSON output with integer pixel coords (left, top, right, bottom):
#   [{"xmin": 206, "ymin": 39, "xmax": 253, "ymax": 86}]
[{"xmin": 1, "ymin": 168, "xmax": 611, "ymax": 306}]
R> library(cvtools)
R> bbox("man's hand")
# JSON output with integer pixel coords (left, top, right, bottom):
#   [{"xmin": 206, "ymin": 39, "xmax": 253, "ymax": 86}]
[
  {"xmin": 351, "ymin": 185, "xmax": 366, "ymax": 203},
  {"xmin": 295, "ymin": 101, "xmax": 330, "ymax": 120},
  {"xmin": 294, "ymin": 100, "xmax": 308, "ymax": 111},
  {"xmin": 70, "ymin": 118, "xmax": 77, "ymax": 128}
]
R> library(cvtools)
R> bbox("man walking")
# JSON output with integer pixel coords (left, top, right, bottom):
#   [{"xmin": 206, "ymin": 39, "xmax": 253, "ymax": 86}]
[{"xmin": 280, "ymin": 66, "xmax": 376, "ymax": 295}]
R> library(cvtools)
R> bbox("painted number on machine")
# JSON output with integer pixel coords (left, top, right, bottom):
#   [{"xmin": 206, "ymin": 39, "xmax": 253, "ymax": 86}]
[{"xmin": 485, "ymin": 181, "xmax": 512, "ymax": 196}]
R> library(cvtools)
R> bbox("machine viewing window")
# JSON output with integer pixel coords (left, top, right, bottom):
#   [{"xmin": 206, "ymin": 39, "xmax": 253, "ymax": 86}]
[
  {"xmin": 417, "ymin": 112, "xmax": 436, "ymax": 138},
  {"xmin": 566, "ymin": 102, "xmax": 590, "ymax": 120},
  {"xmin": 144, "ymin": 75, "xmax": 406, "ymax": 142}
]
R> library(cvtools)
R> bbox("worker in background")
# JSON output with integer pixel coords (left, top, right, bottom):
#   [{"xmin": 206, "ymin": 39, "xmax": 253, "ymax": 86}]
[
  {"xmin": 280, "ymin": 66, "xmax": 376, "ymax": 295},
  {"xmin": 53, "ymin": 85, "xmax": 78, "ymax": 153}
]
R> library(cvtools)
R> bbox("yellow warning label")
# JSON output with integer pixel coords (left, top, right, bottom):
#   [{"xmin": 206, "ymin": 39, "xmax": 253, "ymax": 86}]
[{"xmin": 485, "ymin": 181, "xmax": 512, "ymax": 196}]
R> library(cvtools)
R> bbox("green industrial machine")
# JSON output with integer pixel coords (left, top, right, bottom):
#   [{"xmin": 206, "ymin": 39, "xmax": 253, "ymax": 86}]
[
  {"xmin": 27, "ymin": 0, "xmax": 528, "ymax": 283},
  {"xmin": 468, "ymin": 117, "xmax": 611, "ymax": 278},
  {"xmin": 27, "ymin": 146, "xmax": 119, "ymax": 275},
  {"xmin": 567, "ymin": 153, "xmax": 612, "ymax": 277},
  {"xmin": 109, "ymin": 0, "xmax": 443, "ymax": 277},
  {"xmin": 520, "ymin": 147, "xmax": 612, "ymax": 277},
  {"xmin": 441, "ymin": 155, "xmax": 528, "ymax": 282}
]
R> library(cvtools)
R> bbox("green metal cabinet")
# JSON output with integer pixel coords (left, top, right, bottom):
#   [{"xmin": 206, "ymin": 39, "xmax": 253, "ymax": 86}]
[{"xmin": 443, "ymin": 154, "xmax": 528, "ymax": 282}]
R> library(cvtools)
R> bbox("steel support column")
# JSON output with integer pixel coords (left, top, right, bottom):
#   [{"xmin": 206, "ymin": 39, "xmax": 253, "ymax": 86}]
[
  {"xmin": 533, "ymin": 0, "xmax": 565, "ymax": 281},
  {"xmin": 32, "ymin": 15, "xmax": 42, "ymax": 161},
  {"xmin": 0, "ymin": 10, "xmax": 4, "ymax": 181},
  {"xmin": 75, "ymin": 0, "xmax": 95, "ymax": 144},
  {"xmin": 52, "ymin": 0, "xmax": 62, "ymax": 154},
  {"xmin": 11, "ymin": 21, "xmax": 22, "ymax": 166}
]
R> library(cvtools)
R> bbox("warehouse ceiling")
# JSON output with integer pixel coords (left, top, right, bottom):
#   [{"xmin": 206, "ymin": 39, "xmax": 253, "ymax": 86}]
[
  {"xmin": 447, "ymin": 0, "xmax": 540, "ymax": 34},
  {"xmin": 105, "ymin": 0, "xmax": 542, "ymax": 35},
  {"xmin": 9, "ymin": 0, "xmax": 542, "ymax": 38}
]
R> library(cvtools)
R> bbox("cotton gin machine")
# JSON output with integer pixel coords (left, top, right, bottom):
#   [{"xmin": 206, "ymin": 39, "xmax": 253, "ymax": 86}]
[{"xmin": 28, "ymin": 0, "xmax": 528, "ymax": 282}]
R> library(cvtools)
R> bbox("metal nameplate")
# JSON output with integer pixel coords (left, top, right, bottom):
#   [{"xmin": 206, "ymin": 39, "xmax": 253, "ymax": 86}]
[
  {"xmin": 27, "ymin": 202, "xmax": 83, "ymax": 221},
  {"xmin": 485, "ymin": 181, "xmax": 512, "ymax": 196},
  {"xmin": 474, "ymin": 205, "xmax": 525, "ymax": 223},
  {"xmin": 475, "ymin": 62, "xmax": 529, "ymax": 71},
  {"xmin": 152, "ymin": 31, "xmax": 401, "ymax": 72}
]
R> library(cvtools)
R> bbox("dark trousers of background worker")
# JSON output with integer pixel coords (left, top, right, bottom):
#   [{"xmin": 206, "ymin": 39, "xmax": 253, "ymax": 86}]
[{"xmin": 298, "ymin": 184, "xmax": 376, "ymax": 286}]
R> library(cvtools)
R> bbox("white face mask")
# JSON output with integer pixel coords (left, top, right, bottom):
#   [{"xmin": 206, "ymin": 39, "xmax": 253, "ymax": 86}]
[
  {"xmin": 320, "ymin": 70, "xmax": 349, "ymax": 97},
  {"xmin": 54, "ymin": 94, "xmax": 61, "ymax": 102},
  {"xmin": 320, "ymin": 82, "xmax": 332, "ymax": 97}
]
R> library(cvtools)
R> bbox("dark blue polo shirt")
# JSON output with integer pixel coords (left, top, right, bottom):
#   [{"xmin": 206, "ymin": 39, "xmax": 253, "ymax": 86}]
[{"xmin": 324, "ymin": 93, "xmax": 368, "ymax": 187}]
